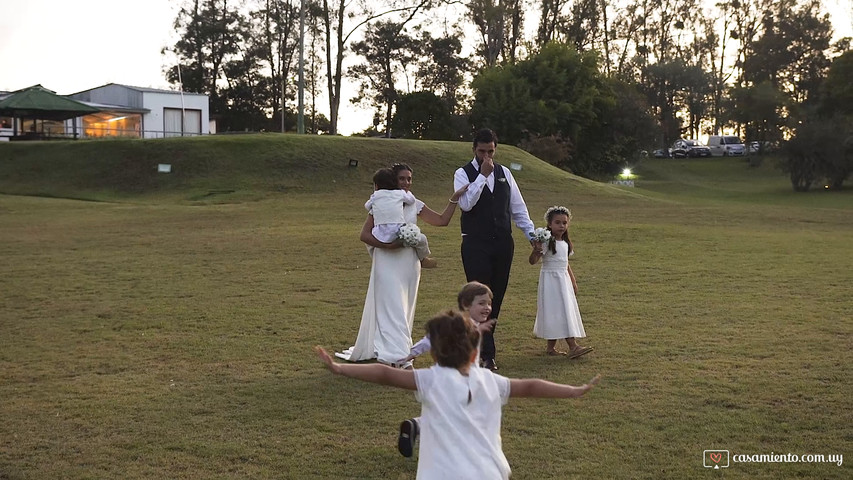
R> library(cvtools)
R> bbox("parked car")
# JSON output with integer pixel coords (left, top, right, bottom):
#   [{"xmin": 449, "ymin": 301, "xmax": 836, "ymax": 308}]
[
  {"xmin": 652, "ymin": 148, "xmax": 670, "ymax": 158},
  {"xmin": 707, "ymin": 135, "xmax": 746, "ymax": 156},
  {"xmin": 748, "ymin": 141, "xmax": 761, "ymax": 154},
  {"xmin": 670, "ymin": 138, "xmax": 712, "ymax": 158}
]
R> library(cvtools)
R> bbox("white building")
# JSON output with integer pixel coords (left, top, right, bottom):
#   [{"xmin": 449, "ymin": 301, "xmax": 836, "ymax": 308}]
[
  {"xmin": 1, "ymin": 83, "xmax": 212, "ymax": 140},
  {"xmin": 69, "ymin": 83, "xmax": 212, "ymax": 138}
]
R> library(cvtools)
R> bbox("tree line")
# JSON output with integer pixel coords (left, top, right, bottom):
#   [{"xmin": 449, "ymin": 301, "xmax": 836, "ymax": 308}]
[{"xmin": 165, "ymin": 0, "xmax": 851, "ymax": 187}]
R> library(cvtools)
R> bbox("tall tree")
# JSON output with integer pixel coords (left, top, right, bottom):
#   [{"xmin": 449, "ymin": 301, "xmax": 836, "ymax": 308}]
[
  {"xmin": 536, "ymin": 0, "xmax": 571, "ymax": 46},
  {"xmin": 742, "ymin": 0, "xmax": 833, "ymax": 105},
  {"xmin": 391, "ymin": 91, "xmax": 455, "ymax": 139},
  {"xmin": 818, "ymin": 50, "xmax": 853, "ymax": 118},
  {"xmin": 320, "ymin": 0, "xmax": 435, "ymax": 134},
  {"xmin": 469, "ymin": 43, "xmax": 650, "ymax": 176},
  {"xmin": 248, "ymin": 0, "xmax": 300, "ymax": 131},
  {"xmin": 304, "ymin": 0, "xmax": 329, "ymax": 133},
  {"xmin": 413, "ymin": 30, "xmax": 471, "ymax": 113},
  {"xmin": 349, "ymin": 20, "xmax": 417, "ymax": 137},
  {"xmin": 729, "ymin": 81, "xmax": 789, "ymax": 145},
  {"xmin": 468, "ymin": 0, "xmax": 525, "ymax": 66},
  {"xmin": 167, "ymin": 0, "xmax": 243, "ymax": 115}
]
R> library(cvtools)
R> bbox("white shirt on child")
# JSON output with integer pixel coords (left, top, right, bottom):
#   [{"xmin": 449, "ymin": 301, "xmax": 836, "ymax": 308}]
[
  {"xmin": 365, "ymin": 189, "xmax": 417, "ymax": 243},
  {"xmin": 414, "ymin": 364, "xmax": 512, "ymax": 480}
]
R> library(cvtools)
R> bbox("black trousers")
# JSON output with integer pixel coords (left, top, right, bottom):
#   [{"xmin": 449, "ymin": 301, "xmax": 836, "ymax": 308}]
[{"xmin": 461, "ymin": 233, "xmax": 514, "ymax": 361}]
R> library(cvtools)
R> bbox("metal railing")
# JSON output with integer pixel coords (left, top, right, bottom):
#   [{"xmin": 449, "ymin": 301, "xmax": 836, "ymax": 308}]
[{"xmin": 0, "ymin": 127, "xmax": 205, "ymax": 140}]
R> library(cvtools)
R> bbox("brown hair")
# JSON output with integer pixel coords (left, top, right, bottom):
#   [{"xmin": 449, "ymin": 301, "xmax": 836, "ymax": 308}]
[
  {"xmin": 425, "ymin": 310, "xmax": 480, "ymax": 369},
  {"xmin": 544, "ymin": 205, "xmax": 572, "ymax": 254},
  {"xmin": 372, "ymin": 168, "xmax": 398, "ymax": 190},
  {"xmin": 457, "ymin": 281, "xmax": 493, "ymax": 310}
]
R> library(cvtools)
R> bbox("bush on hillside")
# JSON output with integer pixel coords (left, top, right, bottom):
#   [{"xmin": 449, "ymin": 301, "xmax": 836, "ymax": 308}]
[{"xmin": 518, "ymin": 133, "xmax": 574, "ymax": 170}]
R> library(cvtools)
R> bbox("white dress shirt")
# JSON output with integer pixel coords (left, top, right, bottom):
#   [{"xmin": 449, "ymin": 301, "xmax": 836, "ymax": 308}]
[{"xmin": 453, "ymin": 158, "xmax": 535, "ymax": 238}]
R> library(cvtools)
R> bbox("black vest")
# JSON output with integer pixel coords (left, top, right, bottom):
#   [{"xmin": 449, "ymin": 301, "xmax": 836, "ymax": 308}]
[{"xmin": 460, "ymin": 162, "xmax": 512, "ymax": 238}]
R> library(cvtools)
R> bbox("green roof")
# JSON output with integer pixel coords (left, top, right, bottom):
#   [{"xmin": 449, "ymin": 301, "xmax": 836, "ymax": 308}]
[{"xmin": 0, "ymin": 85, "xmax": 100, "ymax": 120}]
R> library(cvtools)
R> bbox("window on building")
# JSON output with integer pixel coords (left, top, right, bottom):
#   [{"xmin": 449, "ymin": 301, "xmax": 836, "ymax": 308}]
[
  {"xmin": 82, "ymin": 113, "xmax": 142, "ymax": 138},
  {"xmin": 164, "ymin": 108, "xmax": 202, "ymax": 137}
]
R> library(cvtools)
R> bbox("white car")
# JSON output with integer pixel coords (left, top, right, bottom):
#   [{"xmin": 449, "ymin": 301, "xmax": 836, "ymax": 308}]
[{"xmin": 707, "ymin": 135, "xmax": 746, "ymax": 156}]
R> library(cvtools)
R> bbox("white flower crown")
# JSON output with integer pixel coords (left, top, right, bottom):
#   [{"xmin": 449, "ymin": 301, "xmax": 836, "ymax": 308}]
[{"xmin": 544, "ymin": 205, "xmax": 572, "ymax": 222}]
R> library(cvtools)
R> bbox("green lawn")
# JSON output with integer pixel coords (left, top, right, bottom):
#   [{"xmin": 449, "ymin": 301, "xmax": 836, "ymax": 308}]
[{"xmin": 0, "ymin": 136, "xmax": 850, "ymax": 479}]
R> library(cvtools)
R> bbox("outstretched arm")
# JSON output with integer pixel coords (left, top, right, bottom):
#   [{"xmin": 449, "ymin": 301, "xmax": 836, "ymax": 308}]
[
  {"xmin": 314, "ymin": 346, "xmax": 417, "ymax": 390},
  {"xmin": 510, "ymin": 374, "xmax": 600, "ymax": 398},
  {"xmin": 418, "ymin": 184, "xmax": 470, "ymax": 226}
]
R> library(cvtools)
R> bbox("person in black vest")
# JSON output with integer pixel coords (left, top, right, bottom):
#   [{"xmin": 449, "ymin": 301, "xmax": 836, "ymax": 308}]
[{"xmin": 453, "ymin": 128, "xmax": 535, "ymax": 370}]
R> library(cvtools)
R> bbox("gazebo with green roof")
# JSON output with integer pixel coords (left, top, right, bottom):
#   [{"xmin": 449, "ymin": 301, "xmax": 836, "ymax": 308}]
[{"xmin": 0, "ymin": 85, "xmax": 100, "ymax": 139}]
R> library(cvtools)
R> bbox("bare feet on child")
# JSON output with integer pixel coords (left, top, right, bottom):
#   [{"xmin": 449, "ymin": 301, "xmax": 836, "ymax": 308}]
[{"xmin": 420, "ymin": 257, "xmax": 438, "ymax": 268}]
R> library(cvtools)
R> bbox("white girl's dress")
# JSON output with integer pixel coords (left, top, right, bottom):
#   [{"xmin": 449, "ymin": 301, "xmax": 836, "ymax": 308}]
[
  {"xmin": 414, "ymin": 364, "xmax": 511, "ymax": 480},
  {"xmin": 533, "ymin": 239, "xmax": 586, "ymax": 339}
]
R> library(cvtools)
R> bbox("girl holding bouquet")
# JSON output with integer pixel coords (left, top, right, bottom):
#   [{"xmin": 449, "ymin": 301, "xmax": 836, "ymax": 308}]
[{"xmin": 529, "ymin": 206, "xmax": 593, "ymax": 358}]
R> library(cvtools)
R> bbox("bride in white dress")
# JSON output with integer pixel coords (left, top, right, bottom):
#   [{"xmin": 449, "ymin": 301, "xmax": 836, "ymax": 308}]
[{"xmin": 338, "ymin": 164, "xmax": 468, "ymax": 367}]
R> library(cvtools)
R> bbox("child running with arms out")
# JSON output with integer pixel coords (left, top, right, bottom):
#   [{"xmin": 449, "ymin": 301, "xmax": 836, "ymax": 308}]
[
  {"xmin": 365, "ymin": 167, "xmax": 431, "ymax": 262},
  {"xmin": 314, "ymin": 311, "xmax": 600, "ymax": 480},
  {"xmin": 394, "ymin": 281, "xmax": 496, "ymax": 457},
  {"xmin": 529, "ymin": 206, "xmax": 593, "ymax": 358}
]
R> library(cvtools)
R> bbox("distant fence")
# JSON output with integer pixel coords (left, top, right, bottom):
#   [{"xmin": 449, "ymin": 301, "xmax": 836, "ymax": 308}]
[{"xmin": 0, "ymin": 127, "xmax": 205, "ymax": 140}]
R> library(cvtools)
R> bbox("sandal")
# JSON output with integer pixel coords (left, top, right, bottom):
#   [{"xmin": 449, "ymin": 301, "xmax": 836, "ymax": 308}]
[
  {"xmin": 568, "ymin": 346, "xmax": 593, "ymax": 359},
  {"xmin": 546, "ymin": 350, "xmax": 567, "ymax": 356}
]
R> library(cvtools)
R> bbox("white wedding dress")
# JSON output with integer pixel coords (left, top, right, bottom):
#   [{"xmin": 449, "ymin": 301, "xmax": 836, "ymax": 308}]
[{"xmin": 337, "ymin": 200, "xmax": 422, "ymax": 364}]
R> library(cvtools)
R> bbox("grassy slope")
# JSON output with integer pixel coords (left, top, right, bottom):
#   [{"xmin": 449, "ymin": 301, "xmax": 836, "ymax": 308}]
[
  {"xmin": 0, "ymin": 134, "xmax": 605, "ymax": 203},
  {"xmin": 0, "ymin": 136, "xmax": 851, "ymax": 479}
]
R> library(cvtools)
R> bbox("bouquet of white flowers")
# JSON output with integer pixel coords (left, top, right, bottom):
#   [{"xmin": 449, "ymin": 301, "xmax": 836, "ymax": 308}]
[
  {"xmin": 531, "ymin": 227, "xmax": 552, "ymax": 244},
  {"xmin": 397, "ymin": 223, "xmax": 421, "ymax": 247}
]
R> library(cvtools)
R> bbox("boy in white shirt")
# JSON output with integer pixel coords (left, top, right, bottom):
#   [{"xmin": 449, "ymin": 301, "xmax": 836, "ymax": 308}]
[{"xmin": 314, "ymin": 311, "xmax": 600, "ymax": 479}]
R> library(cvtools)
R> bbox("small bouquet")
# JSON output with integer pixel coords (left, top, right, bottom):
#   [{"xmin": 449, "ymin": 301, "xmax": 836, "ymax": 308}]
[
  {"xmin": 531, "ymin": 227, "xmax": 552, "ymax": 244},
  {"xmin": 397, "ymin": 223, "xmax": 421, "ymax": 247}
]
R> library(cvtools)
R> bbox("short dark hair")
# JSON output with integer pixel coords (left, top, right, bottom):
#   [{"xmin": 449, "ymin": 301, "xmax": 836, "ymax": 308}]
[
  {"xmin": 457, "ymin": 281, "xmax": 493, "ymax": 310},
  {"xmin": 425, "ymin": 310, "xmax": 480, "ymax": 369},
  {"xmin": 372, "ymin": 168, "xmax": 398, "ymax": 190},
  {"xmin": 472, "ymin": 128, "xmax": 498, "ymax": 148}
]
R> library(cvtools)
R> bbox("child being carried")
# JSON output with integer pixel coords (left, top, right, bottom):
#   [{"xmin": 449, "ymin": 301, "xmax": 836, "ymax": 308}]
[{"xmin": 366, "ymin": 168, "xmax": 430, "ymax": 261}]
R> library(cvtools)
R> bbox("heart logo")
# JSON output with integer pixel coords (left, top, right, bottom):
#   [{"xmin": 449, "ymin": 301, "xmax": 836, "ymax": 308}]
[{"xmin": 710, "ymin": 453, "xmax": 722, "ymax": 463}]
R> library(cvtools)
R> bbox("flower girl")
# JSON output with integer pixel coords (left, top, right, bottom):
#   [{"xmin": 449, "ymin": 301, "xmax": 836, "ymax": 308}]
[
  {"xmin": 314, "ymin": 311, "xmax": 600, "ymax": 480},
  {"xmin": 529, "ymin": 206, "xmax": 593, "ymax": 358},
  {"xmin": 365, "ymin": 168, "xmax": 430, "ymax": 261}
]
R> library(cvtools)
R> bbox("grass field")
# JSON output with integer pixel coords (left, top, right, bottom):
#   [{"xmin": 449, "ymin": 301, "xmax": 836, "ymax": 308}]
[{"xmin": 0, "ymin": 136, "xmax": 851, "ymax": 479}]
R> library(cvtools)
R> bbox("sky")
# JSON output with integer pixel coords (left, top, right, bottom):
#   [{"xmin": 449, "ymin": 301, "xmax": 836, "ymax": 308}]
[{"xmin": 1, "ymin": 0, "xmax": 851, "ymax": 135}]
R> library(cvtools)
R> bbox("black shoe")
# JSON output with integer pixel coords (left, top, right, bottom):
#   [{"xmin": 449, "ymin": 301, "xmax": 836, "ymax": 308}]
[
  {"xmin": 482, "ymin": 358, "xmax": 498, "ymax": 371},
  {"xmin": 398, "ymin": 418, "xmax": 419, "ymax": 457}
]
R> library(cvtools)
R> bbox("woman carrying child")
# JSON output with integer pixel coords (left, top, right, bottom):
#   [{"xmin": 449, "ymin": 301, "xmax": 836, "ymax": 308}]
[
  {"xmin": 338, "ymin": 163, "xmax": 468, "ymax": 368},
  {"xmin": 529, "ymin": 206, "xmax": 593, "ymax": 358},
  {"xmin": 364, "ymin": 168, "xmax": 431, "ymax": 261}
]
